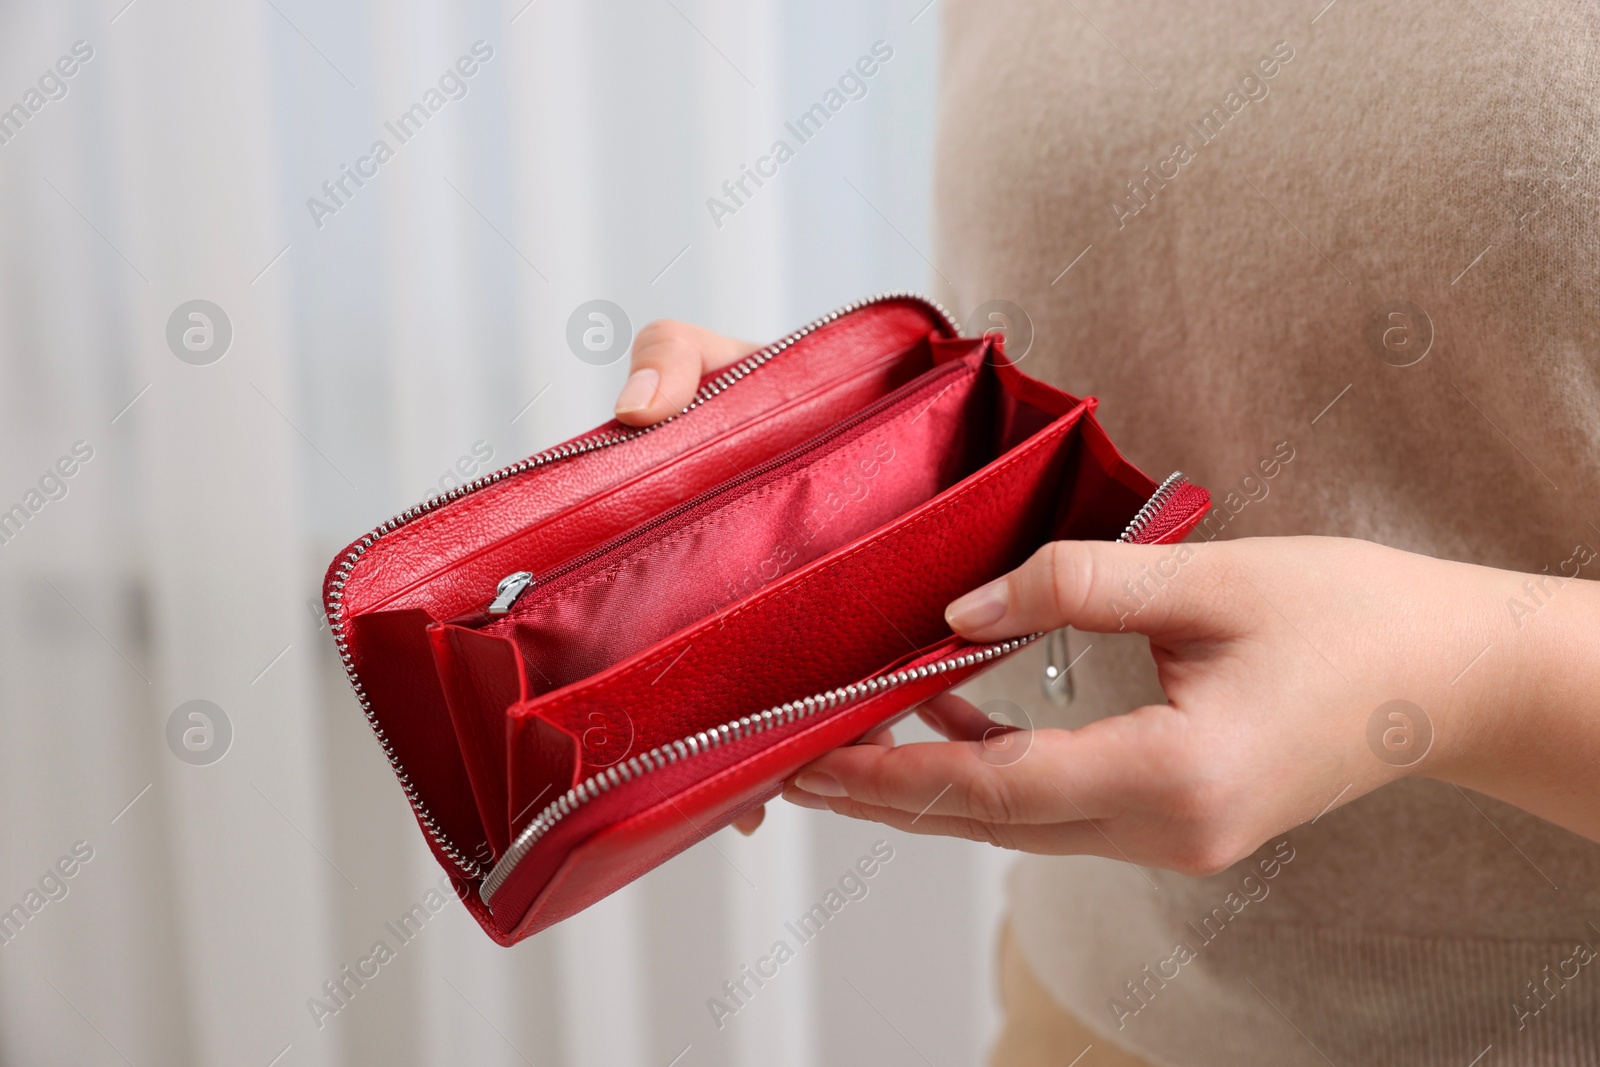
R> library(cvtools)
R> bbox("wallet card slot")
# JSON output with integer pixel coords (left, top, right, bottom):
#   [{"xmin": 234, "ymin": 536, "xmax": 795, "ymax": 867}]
[
  {"xmin": 428, "ymin": 622, "xmax": 533, "ymax": 858},
  {"xmin": 344, "ymin": 608, "xmax": 496, "ymax": 872}
]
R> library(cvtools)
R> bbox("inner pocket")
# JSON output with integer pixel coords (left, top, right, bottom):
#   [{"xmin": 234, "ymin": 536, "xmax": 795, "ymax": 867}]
[
  {"xmin": 507, "ymin": 381, "xmax": 1093, "ymax": 811},
  {"xmin": 485, "ymin": 351, "xmax": 1001, "ymax": 698}
]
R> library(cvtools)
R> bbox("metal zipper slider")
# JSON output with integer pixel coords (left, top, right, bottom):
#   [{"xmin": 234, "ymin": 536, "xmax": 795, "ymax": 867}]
[
  {"xmin": 488, "ymin": 571, "xmax": 535, "ymax": 615},
  {"xmin": 1039, "ymin": 473, "xmax": 1191, "ymax": 702}
]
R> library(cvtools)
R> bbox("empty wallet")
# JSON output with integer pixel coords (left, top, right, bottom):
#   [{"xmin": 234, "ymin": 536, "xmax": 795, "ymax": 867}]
[{"xmin": 323, "ymin": 293, "xmax": 1211, "ymax": 944}]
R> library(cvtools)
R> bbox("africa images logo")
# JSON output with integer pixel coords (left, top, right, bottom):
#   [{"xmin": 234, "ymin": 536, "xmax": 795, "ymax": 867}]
[
  {"xmin": 705, "ymin": 41, "xmax": 894, "ymax": 228},
  {"xmin": 306, "ymin": 41, "xmax": 495, "ymax": 230},
  {"xmin": 0, "ymin": 40, "xmax": 95, "ymax": 149},
  {"xmin": 166, "ymin": 300, "xmax": 233, "ymax": 366}
]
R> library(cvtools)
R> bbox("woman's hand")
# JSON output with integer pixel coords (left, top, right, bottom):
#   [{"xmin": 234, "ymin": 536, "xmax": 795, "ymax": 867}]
[
  {"xmin": 783, "ymin": 536, "xmax": 1600, "ymax": 871},
  {"xmin": 612, "ymin": 322, "xmax": 1600, "ymax": 859},
  {"xmin": 613, "ymin": 319, "xmax": 759, "ymax": 427}
]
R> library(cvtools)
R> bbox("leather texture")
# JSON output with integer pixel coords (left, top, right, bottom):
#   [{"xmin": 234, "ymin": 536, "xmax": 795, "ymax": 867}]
[{"xmin": 323, "ymin": 296, "xmax": 1211, "ymax": 945}]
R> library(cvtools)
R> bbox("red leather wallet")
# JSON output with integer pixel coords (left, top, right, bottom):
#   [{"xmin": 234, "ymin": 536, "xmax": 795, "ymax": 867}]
[{"xmin": 323, "ymin": 294, "xmax": 1210, "ymax": 944}]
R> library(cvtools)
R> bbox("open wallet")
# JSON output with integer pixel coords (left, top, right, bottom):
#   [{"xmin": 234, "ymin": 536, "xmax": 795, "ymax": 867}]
[{"xmin": 323, "ymin": 293, "xmax": 1211, "ymax": 945}]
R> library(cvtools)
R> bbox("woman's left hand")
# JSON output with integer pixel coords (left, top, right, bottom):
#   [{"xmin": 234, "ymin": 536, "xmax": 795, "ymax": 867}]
[{"xmin": 782, "ymin": 535, "xmax": 1600, "ymax": 871}]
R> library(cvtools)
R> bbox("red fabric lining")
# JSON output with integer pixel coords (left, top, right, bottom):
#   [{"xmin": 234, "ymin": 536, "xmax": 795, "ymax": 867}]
[{"xmin": 484, "ymin": 354, "xmax": 992, "ymax": 699}]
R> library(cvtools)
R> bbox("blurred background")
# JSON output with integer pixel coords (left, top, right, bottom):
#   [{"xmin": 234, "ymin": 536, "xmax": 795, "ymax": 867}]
[{"xmin": 0, "ymin": 1, "xmax": 1008, "ymax": 1065}]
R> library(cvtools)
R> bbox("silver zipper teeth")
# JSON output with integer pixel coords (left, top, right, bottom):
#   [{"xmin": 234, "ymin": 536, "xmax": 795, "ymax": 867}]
[
  {"xmin": 1118, "ymin": 471, "xmax": 1188, "ymax": 544},
  {"xmin": 479, "ymin": 634, "xmax": 1039, "ymax": 904},
  {"xmin": 325, "ymin": 292, "xmax": 956, "ymax": 880}
]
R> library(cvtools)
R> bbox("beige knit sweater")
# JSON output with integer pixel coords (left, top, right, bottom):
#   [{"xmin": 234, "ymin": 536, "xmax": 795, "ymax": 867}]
[{"xmin": 933, "ymin": 2, "xmax": 1600, "ymax": 1064}]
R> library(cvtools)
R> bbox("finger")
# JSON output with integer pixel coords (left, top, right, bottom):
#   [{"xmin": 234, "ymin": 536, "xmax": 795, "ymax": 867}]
[
  {"xmin": 859, "ymin": 727, "xmax": 895, "ymax": 747},
  {"xmin": 781, "ymin": 787, "xmax": 1127, "ymax": 857},
  {"xmin": 793, "ymin": 707, "xmax": 1181, "ymax": 823},
  {"xmin": 789, "ymin": 730, "xmax": 1114, "ymax": 825},
  {"xmin": 944, "ymin": 539, "xmax": 1227, "ymax": 642},
  {"xmin": 615, "ymin": 321, "xmax": 758, "ymax": 426},
  {"xmin": 732, "ymin": 805, "xmax": 765, "ymax": 835},
  {"xmin": 914, "ymin": 692, "xmax": 997, "ymax": 742}
]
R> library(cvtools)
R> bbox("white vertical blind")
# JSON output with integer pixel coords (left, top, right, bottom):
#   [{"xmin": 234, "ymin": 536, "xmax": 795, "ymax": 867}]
[{"xmin": 0, "ymin": 1, "xmax": 1009, "ymax": 1064}]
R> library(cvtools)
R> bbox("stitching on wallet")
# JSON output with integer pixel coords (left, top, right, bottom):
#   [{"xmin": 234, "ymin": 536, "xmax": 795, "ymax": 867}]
[{"xmin": 535, "ymin": 400, "xmax": 1088, "ymax": 719}]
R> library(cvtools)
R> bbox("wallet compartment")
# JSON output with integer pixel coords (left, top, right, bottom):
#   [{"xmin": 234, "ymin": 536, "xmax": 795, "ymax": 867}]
[{"xmin": 484, "ymin": 384, "xmax": 1180, "ymax": 931}]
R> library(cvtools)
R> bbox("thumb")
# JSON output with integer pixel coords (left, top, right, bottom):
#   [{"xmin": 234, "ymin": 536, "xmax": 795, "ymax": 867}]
[
  {"xmin": 944, "ymin": 539, "xmax": 1220, "ymax": 641},
  {"xmin": 614, "ymin": 320, "xmax": 758, "ymax": 426}
]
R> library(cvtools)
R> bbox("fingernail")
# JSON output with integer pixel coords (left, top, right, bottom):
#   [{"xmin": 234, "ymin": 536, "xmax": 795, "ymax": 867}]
[
  {"xmin": 782, "ymin": 788, "xmax": 829, "ymax": 811},
  {"xmin": 792, "ymin": 771, "xmax": 847, "ymax": 797},
  {"xmin": 946, "ymin": 578, "xmax": 1009, "ymax": 632},
  {"xmin": 615, "ymin": 368, "xmax": 660, "ymax": 415}
]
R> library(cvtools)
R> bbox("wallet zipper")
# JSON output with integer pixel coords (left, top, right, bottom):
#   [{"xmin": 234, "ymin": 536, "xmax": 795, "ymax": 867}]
[
  {"xmin": 478, "ymin": 635, "xmax": 1039, "ymax": 904},
  {"xmin": 488, "ymin": 571, "xmax": 536, "ymax": 616},
  {"xmin": 479, "ymin": 470, "xmax": 1201, "ymax": 906},
  {"xmin": 1119, "ymin": 471, "xmax": 1188, "ymax": 543},
  {"xmin": 478, "ymin": 357, "xmax": 974, "ymax": 619},
  {"xmin": 326, "ymin": 292, "xmax": 956, "ymax": 880}
]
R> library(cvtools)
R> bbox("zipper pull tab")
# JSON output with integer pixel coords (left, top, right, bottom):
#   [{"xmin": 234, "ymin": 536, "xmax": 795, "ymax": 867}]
[{"xmin": 488, "ymin": 571, "xmax": 535, "ymax": 616}]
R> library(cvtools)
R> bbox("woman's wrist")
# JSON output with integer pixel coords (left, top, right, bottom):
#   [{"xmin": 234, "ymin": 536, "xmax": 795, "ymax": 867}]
[{"xmin": 1421, "ymin": 565, "xmax": 1600, "ymax": 839}]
